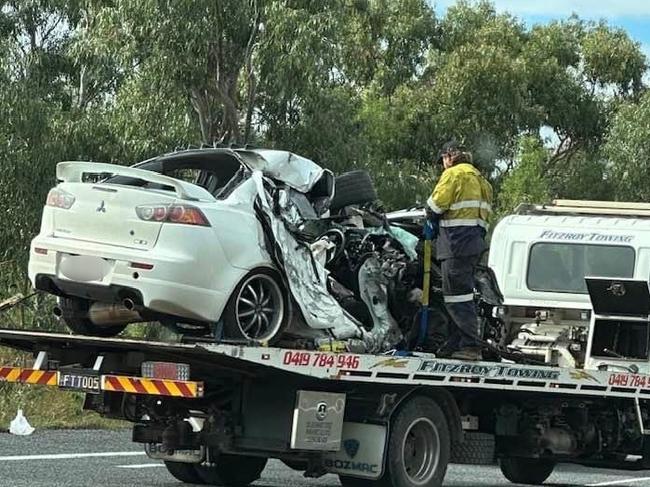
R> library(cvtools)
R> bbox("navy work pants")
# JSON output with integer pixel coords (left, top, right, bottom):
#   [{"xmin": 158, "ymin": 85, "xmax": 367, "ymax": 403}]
[{"xmin": 441, "ymin": 254, "xmax": 481, "ymax": 350}]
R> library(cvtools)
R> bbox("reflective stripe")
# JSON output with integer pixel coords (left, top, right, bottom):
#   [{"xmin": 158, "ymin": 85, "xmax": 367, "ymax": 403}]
[
  {"xmin": 449, "ymin": 200, "xmax": 492, "ymax": 212},
  {"xmin": 426, "ymin": 196, "xmax": 445, "ymax": 214},
  {"xmin": 444, "ymin": 293, "xmax": 474, "ymax": 303},
  {"xmin": 439, "ymin": 218, "xmax": 489, "ymax": 229}
]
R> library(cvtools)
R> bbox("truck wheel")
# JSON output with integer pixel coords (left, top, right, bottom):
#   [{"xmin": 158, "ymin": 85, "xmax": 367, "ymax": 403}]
[
  {"xmin": 451, "ymin": 432, "xmax": 495, "ymax": 465},
  {"xmin": 385, "ymin": 396, "xmax": 450, "ymax": 487},
  {"xmin": 58, "ymin": 298, "xmax": 127, "ymax": 337},
  {"xmin": 195, "ymin": 453, "xmax": 267, "ymax": 486},
  {"xmin": 164, "ymin": 461, "xmax": 205, "ymax": 484},
  {"xmin": 499, "ymin": 457, "xmax": 555, "ymax": 485},
  {"xmin": 330, "ymin": 170, "xmax": 378, "ymax": 211},
  {"xmin": 223, "ymin": 269, "xmax": 289, "ymax": 345}
]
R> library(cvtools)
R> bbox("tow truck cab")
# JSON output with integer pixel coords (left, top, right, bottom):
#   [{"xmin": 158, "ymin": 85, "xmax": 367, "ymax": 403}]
[{"xmin": 489, "ymin": 200, "xmax": 650, "ymax": 368}]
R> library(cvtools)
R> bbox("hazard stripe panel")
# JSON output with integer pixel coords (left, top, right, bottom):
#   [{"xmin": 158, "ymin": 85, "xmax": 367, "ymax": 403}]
[
  {"xmin": 102, "ymin": 375, "xmax": 204, "ymax": 398},
  {"xmin": 0, "ymin": 366, "xmax": 203, "ymax": 399},
  {"xmin": 0, "ymin": 367, "xmax": 57, "ymax": 386}
]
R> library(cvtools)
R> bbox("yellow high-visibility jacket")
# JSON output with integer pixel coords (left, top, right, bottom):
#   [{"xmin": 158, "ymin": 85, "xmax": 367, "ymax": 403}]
[{"xmin": 427, "ymin": 162, "xmax": 493, "ymax": 259}]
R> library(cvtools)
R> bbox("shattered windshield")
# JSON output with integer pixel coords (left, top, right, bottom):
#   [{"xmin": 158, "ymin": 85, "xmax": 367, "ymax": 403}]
[{"xmin": 526, "ymin": 243, "xmax": 635, "ymax": 294}]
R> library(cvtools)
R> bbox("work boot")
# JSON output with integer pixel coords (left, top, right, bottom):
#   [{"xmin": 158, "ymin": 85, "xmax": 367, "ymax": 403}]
[{"xmin": 451, "ymin": 347, "xmax": 482, "ymax": 361}]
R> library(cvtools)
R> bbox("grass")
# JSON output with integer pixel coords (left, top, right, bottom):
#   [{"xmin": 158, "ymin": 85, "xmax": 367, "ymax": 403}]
[
  {"xmin": 0, "ymin": 262, "xmax": 132, "ymax": 430},
  {"xmin": 0, "ymin": 261, "xmax": 180, "ymax": 430},
  {"xmin": 0, "ymin": 349, "xmax": 128, "ymax": 430}
]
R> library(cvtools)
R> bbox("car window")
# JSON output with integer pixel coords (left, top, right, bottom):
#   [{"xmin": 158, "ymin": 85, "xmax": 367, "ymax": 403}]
[
  {"xmin": 100, "ymin": 153, "xmax": 246, "ymax": 198},
  {"xmin": 526, "ymin": 243, "xmax": 635, "ymax": 294}
]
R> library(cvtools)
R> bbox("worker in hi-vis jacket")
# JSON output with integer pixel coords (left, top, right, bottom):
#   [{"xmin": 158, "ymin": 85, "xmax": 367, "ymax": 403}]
[{"xmin": 425, "ymin": 141, "xmax": 493, "ymax": 361}]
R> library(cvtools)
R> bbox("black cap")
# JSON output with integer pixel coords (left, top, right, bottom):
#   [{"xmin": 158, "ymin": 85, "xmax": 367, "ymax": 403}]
[{"xmin": 436, "ymin": 140, "xmax": 467, "ymax": 164}]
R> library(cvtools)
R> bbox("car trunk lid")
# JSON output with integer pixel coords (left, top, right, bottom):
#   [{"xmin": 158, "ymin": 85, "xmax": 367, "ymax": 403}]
[{"xmin": 52, "ymin": 183, "xmax": 177, "ymax": 250}]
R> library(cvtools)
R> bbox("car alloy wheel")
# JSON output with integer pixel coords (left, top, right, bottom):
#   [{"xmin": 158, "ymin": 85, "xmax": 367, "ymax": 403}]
[{"xmin": 234, "ymin": 273, "xmax": 285, "ymax": 341}]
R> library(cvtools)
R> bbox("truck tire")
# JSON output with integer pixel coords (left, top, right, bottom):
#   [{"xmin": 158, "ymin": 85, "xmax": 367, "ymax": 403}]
[
  {"xmin": 330, "ymin": 170, "xmax": 378, "ymax": 211},
  {"xmin": 58, "ymin": 298, "xmax": 127, "ymax": 337},
  {"xmin": 451, "ymin": 432, "xmax": 495, "ymax": 465},
  {"xmin": 222, "ymin": 269, "xmax": 289, "ymax": 345},
  {"xmin": 164, "ymin": 461, "xmax": 205, "ymax": 484},
  {"xmin": 499, "ymin": 457, "xmax": 555, "ymax": 485},
  {"xmin": 195, "ymin": 453, "xmax": 267, "ymax": 486},
  {"xmin": 385, "ymin": 396, "xmax": 450, "ymax": 487}
]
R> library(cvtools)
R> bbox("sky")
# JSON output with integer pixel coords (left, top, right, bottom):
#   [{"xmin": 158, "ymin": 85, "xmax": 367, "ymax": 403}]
[{"xmin": 432, "ymin": 0, "xmax": 650, "ymax": 58}]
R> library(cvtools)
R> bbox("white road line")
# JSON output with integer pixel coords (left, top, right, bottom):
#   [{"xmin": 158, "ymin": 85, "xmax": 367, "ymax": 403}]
[
  {"xmin": 587, "ymin": 477, "xmax": 650, "ymax": 486},
  {"xmin": 0, "ymin": 451, "xmax": 145, "ymax": 461},
  {"xmin": 116, "ymin": 463, "xmax": 164, "ymax": 469}
]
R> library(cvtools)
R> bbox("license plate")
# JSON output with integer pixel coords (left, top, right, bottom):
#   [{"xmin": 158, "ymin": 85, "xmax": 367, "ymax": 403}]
[
  {"xmin": 58, "ymin": 369, "xmax": 101, "ymax": 393},
  {"xmin": 58, "ymin": 254, "xmax": 112, "ymax": 283}
]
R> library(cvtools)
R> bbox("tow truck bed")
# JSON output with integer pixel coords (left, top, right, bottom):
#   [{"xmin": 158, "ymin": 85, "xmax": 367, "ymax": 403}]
[
  {"xmin": 0, "ymin": 328, "xmax": 647, "ymax": 401},
  {"xmin": 0, "ymin": 327, "xmax": 648, "ymax": 486}
]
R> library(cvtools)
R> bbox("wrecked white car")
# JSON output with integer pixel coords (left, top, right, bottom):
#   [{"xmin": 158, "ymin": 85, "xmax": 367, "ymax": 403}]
[{"xmin": 28, "ymin": 147, "xmax": 503, "ymax": 353}]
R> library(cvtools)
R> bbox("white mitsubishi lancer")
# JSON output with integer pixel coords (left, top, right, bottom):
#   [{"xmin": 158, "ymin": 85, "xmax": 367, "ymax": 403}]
[{"xmin": 28, "ymin": 148, "xmax": 341, "ymax": 340}]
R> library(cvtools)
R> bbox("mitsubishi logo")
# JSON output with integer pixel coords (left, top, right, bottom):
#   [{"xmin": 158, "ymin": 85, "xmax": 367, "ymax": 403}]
[{"xmin": 96, "ymin": 200, "xmax": 106, "ymax": 213}]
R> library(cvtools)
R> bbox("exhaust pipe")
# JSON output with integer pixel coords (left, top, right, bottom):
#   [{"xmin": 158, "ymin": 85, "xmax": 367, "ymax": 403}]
[
  {"xmin": 88, "ymin": 302, "xmax": 141, "ymax": 326},
  {"xmin": 122, "ymin": 298, "xmax": 135, "ymax": 311}
]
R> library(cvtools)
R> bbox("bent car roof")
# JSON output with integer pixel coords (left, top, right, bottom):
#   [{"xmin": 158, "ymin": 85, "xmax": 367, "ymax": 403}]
[{"xmin": 147, "ymin": 147, "xmax": 327, "ymax": 193}]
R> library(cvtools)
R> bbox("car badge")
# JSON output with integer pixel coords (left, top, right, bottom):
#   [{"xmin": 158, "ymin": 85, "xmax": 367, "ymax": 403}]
[
  {"xmin": 343, "ymin": 439, "xmax": 360, "ymax": 458},
  {"xmin": 96, "ymin": 200, "xmax": 106, "ymax": 213}
]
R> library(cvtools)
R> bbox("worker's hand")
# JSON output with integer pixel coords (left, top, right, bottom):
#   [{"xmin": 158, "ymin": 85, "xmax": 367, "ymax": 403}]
[{"xmin": 424, "ymin": 219, "xmax": 438, "ymax": 240}]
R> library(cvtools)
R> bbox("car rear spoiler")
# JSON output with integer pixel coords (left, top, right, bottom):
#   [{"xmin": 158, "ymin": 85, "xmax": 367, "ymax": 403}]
[{"xmin": 56, "ymin": 161, "xmax": 215, "ymax": 202}]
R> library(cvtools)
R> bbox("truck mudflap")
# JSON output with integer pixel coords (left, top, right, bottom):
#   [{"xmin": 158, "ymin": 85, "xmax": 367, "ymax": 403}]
[
  {"xmin": 322, "ymin": 422, "xmax": 387, "ymax": 479},
  {"xmin": 0, "ymin": 364, "xmax": 204, "ymax": 398}
]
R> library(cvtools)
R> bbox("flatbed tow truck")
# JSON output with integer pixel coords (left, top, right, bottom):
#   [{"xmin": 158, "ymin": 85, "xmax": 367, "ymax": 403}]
[{"xmin": 0, "ymin": 311, "xmax": 649, "ymax": 487}]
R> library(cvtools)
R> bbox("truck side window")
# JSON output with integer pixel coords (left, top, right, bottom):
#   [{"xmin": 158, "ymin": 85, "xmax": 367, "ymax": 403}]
[{"xmin": 526, "ymin": 243, "xmax": 635, "ymax": 294}]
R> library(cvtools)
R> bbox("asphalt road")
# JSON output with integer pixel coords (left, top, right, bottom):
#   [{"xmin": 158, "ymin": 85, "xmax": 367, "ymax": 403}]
[{"xmin": 0, "ymin": 429, "xmax": 647, "ymax": 487}]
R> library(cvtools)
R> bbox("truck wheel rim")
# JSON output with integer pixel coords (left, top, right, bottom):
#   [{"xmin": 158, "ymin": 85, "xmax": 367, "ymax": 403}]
[
  {"xmin": 235, "ymin": 274, "xmax": 284, "ymax": 341},
  {"xmin": 401, "ymin": 417, "xmax": 440, "ymax": 485}
]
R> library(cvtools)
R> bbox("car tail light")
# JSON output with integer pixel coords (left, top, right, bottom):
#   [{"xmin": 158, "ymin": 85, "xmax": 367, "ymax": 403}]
[
  {"xmin": 46, "ymin": 188, "xmax": 75, "ymax": 209},
  {"xmin": 34, "ymin": 247, "xmax": 48, "ymax": 255},
  {"xmin": 135, "ymin": 204, "xmax": 210, "ymax": 226}
]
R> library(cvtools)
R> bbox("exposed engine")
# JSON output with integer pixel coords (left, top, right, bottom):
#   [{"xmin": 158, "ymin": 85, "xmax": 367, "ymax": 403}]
[
  {"xmin": 507, "ymin": 323, "xmax": 589, "ymax": 368},
  {"xmin": 307, "ymin": 207, "xmax": 505, "ymax": 354}
]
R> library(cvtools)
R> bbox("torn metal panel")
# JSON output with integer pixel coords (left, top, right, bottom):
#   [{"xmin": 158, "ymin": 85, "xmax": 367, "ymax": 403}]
[
  {"xmin": 252, "ymin": 171, "xmax": 363, "ymax": 338},
  {"xmin": 357, "ymin": 256, "xmax": 403, "ymax": 353}
]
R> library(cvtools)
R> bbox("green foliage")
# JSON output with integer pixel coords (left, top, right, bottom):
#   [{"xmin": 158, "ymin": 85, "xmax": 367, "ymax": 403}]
[
  {"xmin": 604, "ymin": 91, "xmax": 650, "ymax": 201},
  {"xmin": 497, "ymin": 136, "xmax": 550, "ymax": 216}
]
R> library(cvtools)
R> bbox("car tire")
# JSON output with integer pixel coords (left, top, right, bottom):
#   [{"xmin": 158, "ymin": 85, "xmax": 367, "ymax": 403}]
[
  {"xmin": 499, "ymin": 457, "xmax": 555, "ymax": 485},
  {"xmin": 58, "ymin": 298, "xmax": 127, "ymax": 337},
  {"xmin": 330, "ymin": 170, "xmax": 378, "ymax": 211},
  {"xmin": 384, "ymin": 396, "xmax": 450, "ymax": 487},
  {"xmin": 222, "ymin": 269, "xmax": 289, "ymax": 344},
  {"xmin": 164, "ymin": 461, "xmax": 205, "ymax": 484},
  {"xmin": 194, "ymin": 453, "xmax": 267, "ymax": 486}
]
